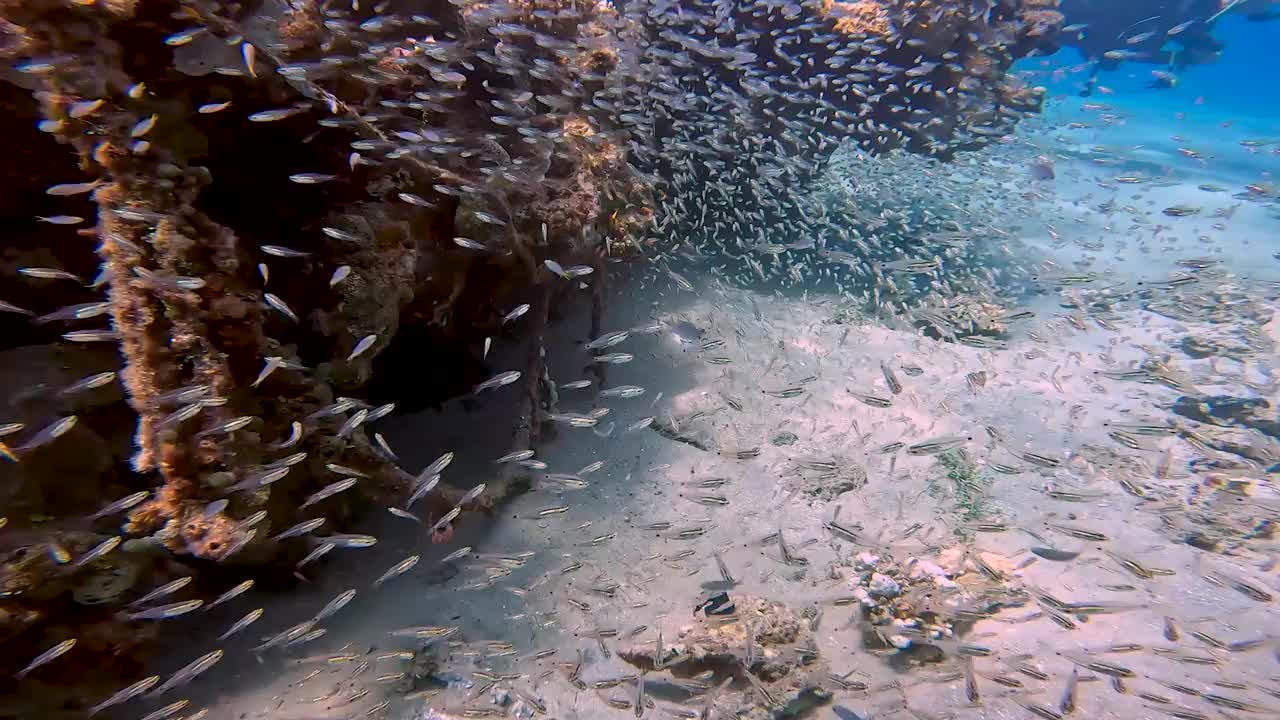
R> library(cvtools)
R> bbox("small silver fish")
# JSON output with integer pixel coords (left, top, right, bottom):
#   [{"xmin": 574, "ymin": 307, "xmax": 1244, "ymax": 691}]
[
  {"xmin": 272, "ymin": 518, "xmax": 326, "ymax": 541},
  {"xmin": 406, "ymin": 474, "xmax": 440, "ymax": 508},
  {"xmin": 322, "ymin": 227, "xmax": 360, "ymax": 242},
  {"xmin": 163, "ymin": 27, "xmax": 205, "ymax": 45},
  {"xmin": 398, "ymin": 192, "xmax": 434, "ymax": 207},
  {"xmin": 227, "ymin": 466, "xmax": 290, "ymax": 493},
  {"xmin": 330, "ymin": 265, "xmax": 352, "ymax": 286},
  {"xmin": 430, "ymin": 507, "xmax": 460, "ymax": 533},
  {"xmin": 19, "ymin": 267, "xmax": 83, "ymax": 283},
  {"xmin": 323, "ymin": 534, "xmax": 376, "ymax": 548},
  {"xmin": 586, "ymin": 330, "xmax": 630, "ymax": 350},
  {"xmin": 440, "ymin": 546, "xmax": 472, "ymax": 563},
  {"xmin": 217, "ymin": 608, "xmax": 263, "ymax": 640},
  {"xmin": 905, "ymin": 435, "xmax": 970, "ymax": 455},
  {"xmin": 366, "ymin": 403, "xmax": 394, "ymax": 422},
  {"xmin": 593, "ymin": 353, "xmax": 633, "ymax": 364},
  {"xmin": 35, "ymin": 215, "xmax": 84, "ymax": 225},
  {"xmin": 61, "ymin": 371, "xmax": 117, "ymax": 395},
  {"xmin": 205, "ymin": 580, "xmax": 253, "ymax": 611},
  {"xmin": 373, "ymin": 555, "xmax": 419, "ymax": 588},
  {"xmin": 286, "ymin": 628, "xmax": 325, "ymax": 648},
  {"xmin": 472, "ymin": 210, "xmax": 505, "ymax": 226},
  {"xmin": 239, "ymin": 512, "xmax": 268, "ymax": 529},
  {"xmin": 68, "ymin": 99, "xmax": 104, "ymax": 118},
  {"xmin": 196, "ymin": 416, "xmax": 252, "ymax": 438},
  {"xmin": 336, "ymin": 409, "xmax": 368, "ymax": 439},
  {"xmin": 313, "ymin": 589, "xmax": 357, "ymax": 622},
  {"xmin": 88, "ymin": 675, "xmax": 160, "ymax": 716},
  {"xmin": 325, "ymin": 463, "xmax": 369, "ymax": 477},
  {"xmin": 373, "ymin": 432, "xmax": 397, "ymax": 460},
  {"xmin": 544, "ymin": 259, "xmax": 568, "ymax": 278},
  {"xmin": 296, "ymin": 542, "xmax": 334, "ymax": 569},
  {"xmin": 130, "ymin": 114, "xmax": 158, "ymax": 138},
  {"xmin": 241, "ymin": 41, "xmax": 256, "ymax": 77},
  {"xmin": 458, "ymin": 483, "xmax": 487, "ymax": 505},
  {"xmin": 251, "ymin": 357, "xmax": 285, "ymax": 388},
  {"xmin": 159, "ymin": 404, "xmax": 203, "ymax": 429},
  {"xmin": 289, "ymin": 173, "xmax": 335, "ymax": 184},
  {"xmin": 14, "ymin": 638, "xmax": 76, "ymax": 680},
  {"xmin": 139, "ymin": 699, "xmax": 189, "ymax": 720},
  {"xmin": 559, "ymin": 379, "xmax": 593, "ymax": 390},
  {"xmin": 495, "ymin": 450, "xmax": 535, "ymax": 464},
  {"xmin": 45, "ymin": 181, "xmax": 99, "ymax": 196},
  {"xmin": 89, "ymin": 491, "xmax": 148, "ymax": 520},
  {"xmin": 197, "ymin": 101, "xmax": 231, "ymax": 114},
  {"xmin": 253, "ymin": 620, "xmax": 315, "ymax": 654},
  {"xmin": 73, "ymin": 535, "xmax": 120, "ymax": 568},
  {"xmin": 600, "ymin": 385, "xmax": 644, "ymax": 398},
  {"xmin": 475, "ymin": 370, "xmax": 521, "ymax": 393},
  {"xmin": 425, "ymin": 452, "xmax": 454, "ymax": 476},
  {"xmin": 387, "ymin": 507, "xmax": 420, "ymax": 523},
  {"xmin": 0, "ymin": 300, "xmax": 33, "ymax": 316},
  {"xmin": 274, "ymin": 421, "xmax": 303, "ymax": 449},
  {"xmin": 300, "ymin": 478, "xmax": 358, "ymax": 509},
  {"xmin": 42, "ymin": 300, "xmax": 114, "ymax": 323},
  {"xmin": 62, "ymin": 329, "xmax": 120, "ymax": 342},
  {"xmin": 502, "ymin": 304, "xmax": 530, "ymax": 323},
  {"xmin": 626, "ymin": 417, "xmax": 655, "ymax": 433},
  {"xmin": 348, "ymin": 334, "xmax": 377, "ymax": 361},
  {"xmin": 122, "ymin": 600, "xmax": 202, "ymax": 621},
  {"xmin": 200, "ymin": 499, "xmax": 229, "ymax": 520},
  {"xmin": 153, "ymin": 649, "xmax": 222, "ymax": 695},
  {"xmin": 263, "ymin": 293, "xmax": 299, "ymax": 322},
  {"xmin": 129, "ymin": 576, "xmax": 193, "ymax": 608},
  {"xmin": 260, "ymin": 245, "xmax": 310, "ymax": 258}
]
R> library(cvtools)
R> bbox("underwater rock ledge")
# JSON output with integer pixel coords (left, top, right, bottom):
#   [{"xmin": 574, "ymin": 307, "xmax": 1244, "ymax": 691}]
[{"xmin": 0, "ymin": 0, "xmax": 1059, "ymax": 702}]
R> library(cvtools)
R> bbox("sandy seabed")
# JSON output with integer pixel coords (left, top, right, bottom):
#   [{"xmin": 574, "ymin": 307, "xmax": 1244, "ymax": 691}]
[{"xmin": 125, "ymin": 144, "xmax": 1280, "ymax": 720}]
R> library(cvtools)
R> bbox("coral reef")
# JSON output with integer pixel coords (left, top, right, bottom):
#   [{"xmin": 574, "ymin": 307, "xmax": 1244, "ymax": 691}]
[
  {"xmin": 0, "ymin": 0, "xmax": 1057, "ymax": 703},
  {"xmin": 823, "ymin": 0, "xmax": 893, "ymax": 37},
  {"xmin": 617, "ymin": 594, "xmax": 832, "ymax": 719}
]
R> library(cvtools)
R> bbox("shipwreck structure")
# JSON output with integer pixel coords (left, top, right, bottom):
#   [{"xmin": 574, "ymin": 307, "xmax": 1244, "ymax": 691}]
[{"xmin": 0, "ymin": 0, "xmax": 1063, "ymax": 708}]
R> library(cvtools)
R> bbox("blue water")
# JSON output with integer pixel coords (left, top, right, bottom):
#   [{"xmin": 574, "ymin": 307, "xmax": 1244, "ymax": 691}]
[
  {"xmin": 1011, "ymin": 16, "xmax": 1279, "ymax": 187},
  {"xmin": 1018, "ymin": 16, "xmax": 1280, "ymax": 119}
]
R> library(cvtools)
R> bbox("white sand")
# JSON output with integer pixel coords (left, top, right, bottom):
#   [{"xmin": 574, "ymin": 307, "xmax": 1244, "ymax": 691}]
[{"xmin": 126, "ymin": 125, "xmax": 1280, "ymax": 720}]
